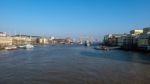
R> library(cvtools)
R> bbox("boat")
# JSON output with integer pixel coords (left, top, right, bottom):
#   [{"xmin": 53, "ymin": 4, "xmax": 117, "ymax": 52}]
[
  {"xmin": 18, "ymin": 44, "xmax": 34, "ymax": 49},
  {"xmin": 94, "ymin": 46, "xmax": 120, "ymax": 51},
  {"xmin": 24, "ymin": 44, "xmax": 34, "ymax": 49},
  {"xmin": 94, "ymin": 46, "xmax": 110, "ymax": 51},
  {"xmin": 94, "ymin": 46, "xmax": 101, "ymax": 50},
  {"xmin": 18, "ymin": 45, "xmax": 26, "ymax": 48},
  {"xmin": 4, "ymin": 45, "xmax": 17, "ymax": 50},
  {"xmin": 79, "ymin": 41, "xmax": 83, "ymax": 45}
]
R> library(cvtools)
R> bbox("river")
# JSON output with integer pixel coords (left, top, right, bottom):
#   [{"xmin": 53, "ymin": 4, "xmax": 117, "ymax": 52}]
[{"xmin": 0, "ymin": 45, "xmax": 150, "ymax": 84}]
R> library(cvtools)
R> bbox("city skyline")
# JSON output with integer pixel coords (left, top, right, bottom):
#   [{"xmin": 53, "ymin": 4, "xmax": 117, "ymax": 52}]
[{"xmin": 0, "ymin": 0, "xmax": 150, "ymax": 38}]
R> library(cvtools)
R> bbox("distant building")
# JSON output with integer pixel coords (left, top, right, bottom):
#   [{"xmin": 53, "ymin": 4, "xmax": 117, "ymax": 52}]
[
  {"xmin": 65, "ymin": 37, "xmax": 73, "ymax": 44},
  {"xmin": 37, "ymin": 38, "xmax": 49, "ymax": 44},
  {"xmin": 122, "ymin": 34, "xmax": 139, "ymax": 49},
  {"xmin": 138, "ymin": 34, "xmax": 150, "ymax": 47},
  {"xmin": 104, "ymin": 27, "xmax": 150, "ymax": 51},
  {"xmin": 49, "ymin": 36, "xmax": 55, "ymax": 40},
  {"xmin": 0, "ymin": 37, "xmax": 12, "ymax": 49},
  {"xmin": 12, "ymin": 35, "xmax": 33, "ymax": 45},
  {"xmin": 103, "ymin": 34, "xmax": 112, "ymax": 46},
  {"xmin": 143, "ymin": 27, "xmax": 150, "ymax": 34},
  {"xmin": 130, "ymin": 29, "xmax": 143, "ymax": 35},
  {"xmin": 104, "ymin": 34, "xmax": 126, "ymax": 46},
  {"xmin": 0, "ymin": 32, "xmax": 7, "ymax": 37},
  {"xmin": 53, "ymin": 39, "xmax": 66, "ymax": 44},
  {"xmin": 122, "ymin": 29, "xmax": 143, "ymax": 49},
  {"xmin": 137, "ymin": 27, "xmax": 150, "ymax": 51},
  {"xmin": 117, "ymin": 34, "xmax": 127, "ymax": 47}
]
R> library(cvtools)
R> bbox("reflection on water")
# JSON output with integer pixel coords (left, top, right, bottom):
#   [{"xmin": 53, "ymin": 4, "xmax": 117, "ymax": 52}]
[{"xmin": 0, "ymin": 45, "xmax": 150, "ymax": 84}]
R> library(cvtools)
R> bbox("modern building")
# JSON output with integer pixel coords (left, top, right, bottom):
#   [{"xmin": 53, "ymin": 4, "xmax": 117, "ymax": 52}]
[
  {"xmin": 143, "ymin": 27, "xmax": 150, "ymax": 34},
  {"xmin": 104, "ymin": 28, "xmax": 150, "ymax": 51},
  {"xmin": 130, "ymin": 29, "xmax": 143, "ymax": 35},
  {"xmin": 103, "ymin": 34, "xmax": 126, "ymax": 46},
  {"xmin": 138, "ymin": 34, "xmax": 150, "ymax": 46},
  {"xmin": 121, "ymin": 29, "xmax": 143, "ymax": 49},
  {"xmin": 117, "ymin": 34, "xmax": 127, "ymax": 47},
  {"xmin": 137, "ymin": 27, "xmax": 150, "ymax": 51},
  {"xmin": 122, "ymin": 34, "xmax": 139, "ymax": 49}
]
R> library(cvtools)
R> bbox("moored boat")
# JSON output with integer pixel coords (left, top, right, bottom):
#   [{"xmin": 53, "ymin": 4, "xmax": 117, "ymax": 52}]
[
  {"xmin": 18, "ymin": 45, "xmax": 26, "ymax": 48},
  {"xmin": 4, "ymin": 45, "xmax": 17, "ymax": 50},
  {"xmin": 18, "ymin": 44, "xmax": 34, "ymax": 49},
  {"xmin": 24, "ymin": 44, "xmax": 34, "ymax": 49},
  {"xmin": 94, "ymin": 46, "xmax": 110, "ymax": 51}
]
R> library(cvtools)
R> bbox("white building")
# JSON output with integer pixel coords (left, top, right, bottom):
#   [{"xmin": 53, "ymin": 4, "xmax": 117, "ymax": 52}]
[
  {"xmin": 0, "ymin": 32, "xmax": 7, "ymax": 37},
  {"xmin": 130, "ymin": 29, "xmax": 143, "ymax": 35},
  {"xmin": 38, "ymin": 38, "xmax": 49, "ymax": 44}
]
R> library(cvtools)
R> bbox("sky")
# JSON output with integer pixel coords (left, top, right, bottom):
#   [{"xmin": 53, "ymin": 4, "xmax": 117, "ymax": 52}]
[{"xmin": 0, "ymin": 0, "xmax": 150, "ymax": 39}]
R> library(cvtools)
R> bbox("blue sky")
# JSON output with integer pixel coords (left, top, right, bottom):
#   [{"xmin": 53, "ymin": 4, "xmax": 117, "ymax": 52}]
[{"xmin": 0, "ymin": 0, "xmax": 150, "ymax": 39}]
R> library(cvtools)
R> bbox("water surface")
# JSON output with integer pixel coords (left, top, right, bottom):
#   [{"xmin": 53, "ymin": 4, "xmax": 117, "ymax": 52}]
[{"xmin": 0, "ymin": 45, "xmax": 150, "ymax": 84}]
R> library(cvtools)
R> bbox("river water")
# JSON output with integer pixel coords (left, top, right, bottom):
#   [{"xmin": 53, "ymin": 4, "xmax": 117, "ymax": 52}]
[{"xmin": 0, "ymin": 45, "xmax": 150, "ymax": 84}]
